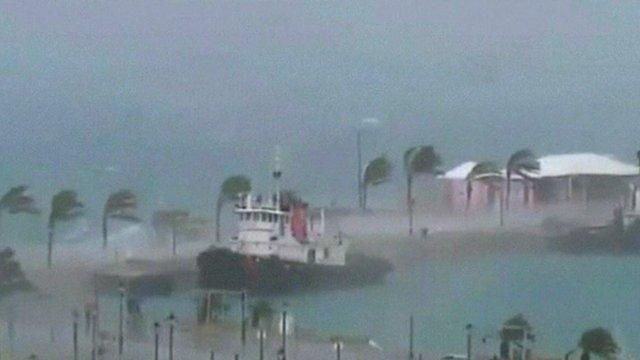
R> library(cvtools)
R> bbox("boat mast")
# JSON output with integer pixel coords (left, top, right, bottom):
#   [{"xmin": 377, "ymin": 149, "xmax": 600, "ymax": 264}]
[{"xmin": 273, "ymin": 147, "xmax": 282, "ymax": 211}]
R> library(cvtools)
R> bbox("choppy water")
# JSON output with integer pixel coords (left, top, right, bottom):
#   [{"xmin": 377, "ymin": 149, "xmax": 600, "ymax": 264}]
[
  {"xmin": 257, "ymin": 253, "xmax": 639, "ymax": 358},
  {"xmin": 125, "ymin": 252, "xmax": 640, "ymax": 358},
  {"xmin": 3, "ymin": 211, "xmax": 639, "ymax": 358}
]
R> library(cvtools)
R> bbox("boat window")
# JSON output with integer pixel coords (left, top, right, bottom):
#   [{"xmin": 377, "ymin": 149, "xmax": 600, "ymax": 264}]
[
  {"xmin": 324, "ymin": 247, "xmax": 330, "ymax": 259},
  {"xmin": 262, "ymin": 213, "xmax": 267, "ymax": 222},
  {"xmin": 268, "ymin": 213, "xmax": 273, "ymax": 222},
  {"xmin": 252, "ymin": 213, "xmax": 258, "ymax": 221},
  {"xmin": 274, "ymin": 214, "xmax": 279, "ymax": 222}
]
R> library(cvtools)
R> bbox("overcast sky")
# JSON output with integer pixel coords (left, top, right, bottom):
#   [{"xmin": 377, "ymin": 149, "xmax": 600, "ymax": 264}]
[{"xmin": 1, "ymin": 1, "xmax": 640, "ymax": 210}]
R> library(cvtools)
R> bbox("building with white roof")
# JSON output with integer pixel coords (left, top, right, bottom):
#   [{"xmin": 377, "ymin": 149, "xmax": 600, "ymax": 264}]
[{"xmin": 440, "ymin": 153, "xmax": 640, "ymax": 213}]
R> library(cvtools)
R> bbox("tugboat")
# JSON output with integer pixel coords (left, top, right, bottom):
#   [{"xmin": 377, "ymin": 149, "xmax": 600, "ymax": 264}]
[{"xmin": 197, "ymin": 163, "xmax": 393, "ymax": 293}]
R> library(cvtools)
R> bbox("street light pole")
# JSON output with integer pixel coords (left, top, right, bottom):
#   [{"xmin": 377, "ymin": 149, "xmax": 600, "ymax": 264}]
[
  {"xmin": 409, "ymin": 315, "xmax": 415, "ymax": 360},
  {"xmin": 72, "ymin": 310, "xmax": 79, "ymax": 360},
  {"xmin": 154, "ymin": 322, "xmax": 160, "ymax": 360},
  {"xmin": 241, "ymin": 290, "xmax": 246, "ymax": 347},
  {"xmin": 118, "ymin": 282, "xmax": 126, "ymax": 357},
  {"xmin": 357, "ymin": 129, "xmax": 363, "ymax": 209},
  {"xmin": 167, "ymin": 313, "xmax": 176, "ymax": 360},
  {"xmin": 258, "ymin": 329, "xmax": 265, "ymax": 360},
  {"xmin": 466, "ymin": 324, "xmax": 473, "ymax": 360},
  {"xmin": 281, "ymin": 310, "xmax": 287, "ymax": 360},
  {"xmin": 90, "ymin": 311, "xmax": 97, "ymax": 360}
]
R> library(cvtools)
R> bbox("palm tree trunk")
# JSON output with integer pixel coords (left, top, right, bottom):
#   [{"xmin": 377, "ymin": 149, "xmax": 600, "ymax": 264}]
[
  {"xmin": 215, "ymin": 197, "xmax": 223, "ymax": 242},
  {"xmin": 466, "ymin": 181, "xmax": 473, "ymax": 212},
  {"xmin": 172, "ymin": 225, "xmax": 176, "ymax": 256},
  {"xmin": 506, "ymin": 171, "xmax": 512, "ymax": 210},
  {"xmin": 580, "ymin": 351, "xmax": 590, "ymax": 360},
  {"xmin": 499, "ymin": 186, "xmax": 505, "ymax": 227},
  {"xmin": 407, "ymin": 175, "xmax": 414, "ymax": 235},
  {"xmin": 102, "ymin": 214, "xmax": 108, "ymax": 249},
  {"xmin": 523, "ymin": 180, "xmax": 529, "ymax": 207},
  {"xmin": 363, "ymin": 184, "xmax": 368, "ymax": 211},
  {"xmin": 47, "ymin": 223, "xmax": 54, "ymax": 269}
]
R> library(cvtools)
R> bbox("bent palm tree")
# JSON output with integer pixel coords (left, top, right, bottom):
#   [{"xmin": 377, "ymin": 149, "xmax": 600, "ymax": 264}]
[
  {"xmin": 506, "ymin": 149, "xmax": 540, "ymax": 210},
  {"xmin": 404, "ymin": 146, "xmax": 441, "ymax": 235},
  {"xmin": 157, "ymin": 209, "xmax": 189, "ymax": 255},
  {"xmin": 215, "ymin": 176, "xmax": 251, "ymax": 242},
  {"xmin": 48, "ymin": 190, "xmax": 83, "ymax": 268},
  {"xmin": 102, "ymin": 190, "xmax": 140, "ymax": 249},
  {"xmin": 362, "ymin": 155, "xmax": 392, "ymax": 210},
  {"xmin": 250, "ymin": 299, "xmax": 274, "ymax": 329},
  {"xmin": 466, "ymin": 161, "xmax": 501, "ymax": 211},
  {"xmin": 579, "ymin": 327, "xmax": 618, "ymax": 360},
  {"xmin": 0, "ymin": 186, "xmax": 39, "ymax": 239},
  {"xmin": 0, "ymin": 247, "xmax": 32, "ymax": 298}
]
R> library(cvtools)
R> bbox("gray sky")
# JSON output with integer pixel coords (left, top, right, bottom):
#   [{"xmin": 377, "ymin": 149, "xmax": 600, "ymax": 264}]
[{"xmin": 1, "ymin": 1, "xmax": 640, "ymax": 210}]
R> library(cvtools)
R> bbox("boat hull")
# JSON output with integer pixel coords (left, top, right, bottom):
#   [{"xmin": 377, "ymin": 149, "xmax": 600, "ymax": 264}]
[{"xmin": 196, "ymin": 248, "xmax": 393, "ymax": 293}]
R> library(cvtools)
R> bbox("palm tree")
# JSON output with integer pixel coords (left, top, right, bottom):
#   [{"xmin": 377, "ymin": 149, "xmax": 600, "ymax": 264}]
[
  {"xmin": 155, "ymin": 210, "xmax": 189, "ymax": 255},
  {"xmin": 48, "ymin": 190, "xmax": 83, "ymax": 268},
  {"xmin": 465, "ymin": 161, "xmax": 502, "ymax": 211},
  {"xmin": 0, "ymin": 186, "xmax": 39, "ymax": 239},
  {"xmin": 0, "ymin": 247, "xmax": 32, "ymax": 298},
  {"xmin": 250, "ymin": 299, "xmax": 275, "ymax": 329},
  {"xmin": 506, "ymin": 149, "xmax": 540, "ymax": 210},
  {"xmin": 102, "ymin": 190, "xmax": 140, "ymax": 249},
  {"xmin": 578, "ymin": 327, "xmax": 618, "ymax": 360},
  {"xmin": 404, "ymin": 146, "xmax": 441, "ymax": 235},
  {"xmin": 362, "ymin": 155, "xmax": 392, "ymax": 210},
  {"xmin": 215, "ymin": 176, "xmax": 251, "ymax": 242}
]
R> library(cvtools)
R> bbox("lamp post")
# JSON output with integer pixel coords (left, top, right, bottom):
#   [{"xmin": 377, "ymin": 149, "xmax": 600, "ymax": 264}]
[
  {"xmin": 72, "ymin": 310, "xmax": 79, "ymax": 360},
  {"xmin": 634, "ymin": 150, "xmax": 640, "ymax": 211},
  {"xmin": 166, "ymin": 313, "xmax": 176, "ymax": 360},
  {"xmin": 241, "ymin": 290, "xmax": 247, "ymax": 347},
  {"xmin": 154, "ymin": 322, "xmax": 160, "ymax": 360},
  {"xmin": 466, "ymin": 324, "xmax": 473, "ymax": 360},
  {"xmin": 258, "ymin": 329, "xmax": 266, "ymax": 360},
  {"xmin": 281, "ymin": 310, "xmax": 287, "ymax": 360},
  {"xmin": 409, "ymin": 315, "xmax": 415, "ymax": 360},
  {"xmin": 334, "ymin": 338, "xmax": 343, "ymax": 360},
  {"xmin": 118, "ymin": 282, "xmax": 126, "ymax": 357},
  {"xmin": 90, "ymin": 310, "xmax": 97, "ymax": 360}
]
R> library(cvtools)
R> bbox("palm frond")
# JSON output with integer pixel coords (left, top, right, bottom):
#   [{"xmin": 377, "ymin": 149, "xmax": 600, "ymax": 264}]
[
  {"xmin": 364, "ymin": 155, "xmax": 392, "ymax": 186},
  {"xmin": 104, "ymin": 189, "xmax": 139, "ymax": 223},
  {"xmin": 467, "ymin": 161, "xmax": 502, "ymax": 181},
  {"xmin": 220, "ymin": 176, "xmax": 252, "ymax": 201},
  {"xmin": 405, "ymin": 146, "xmax": 442, "ymax": 175},
  {"xmin": 507, "ymin": 149, "xmax": 540, "ymax": 171},
  {"xmin": 1, "ymin": 186, "xmax": 39, "ymax": 214},
  {"xmin": 49, "ymin": 190, "xmax": 83, "ymax": 225}
]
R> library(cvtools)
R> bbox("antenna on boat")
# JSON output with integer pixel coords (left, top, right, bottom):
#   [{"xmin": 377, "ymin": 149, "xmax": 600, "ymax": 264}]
[{"xmin": 273, "ymin": 146, "xmax": 282, "ymax": 211}]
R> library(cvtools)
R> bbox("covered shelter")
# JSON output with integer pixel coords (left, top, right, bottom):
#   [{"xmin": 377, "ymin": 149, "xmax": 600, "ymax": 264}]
[
  {"xmin": 521, "ymin": 153, "xmax": 639, "ymax": 205},
  {"xmin": 440, "ymin": 161, "xmax": 510, "ymax": 213}
]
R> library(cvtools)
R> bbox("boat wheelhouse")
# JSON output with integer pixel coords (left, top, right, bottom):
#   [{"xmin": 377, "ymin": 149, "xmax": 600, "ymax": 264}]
[{"xmin": 229, "ymin": 193, "xmax": 347, "ymax": 266}]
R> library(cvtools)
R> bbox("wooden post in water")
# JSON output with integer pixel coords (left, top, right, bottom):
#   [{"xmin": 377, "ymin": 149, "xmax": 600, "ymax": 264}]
[
  {"xmin": 72, "ymin": 310, "xmax": 79, "ymax": 360},
  {"xmin": 409, "ymin": 315, "xmax": 415, "ymax": 360},
  {"xmin": 154, "ymin": 322, "xmax": 160, "ymax": 360},
  {"xmin": 466, "ymin": 324, "xmax": 473, "ymax": 360},
  {"xmin": 281, "ymin": 310, "xmax": 287, "ymax": 360},
  {"xmin": 241, "ymin": 290, "xmax": 247, "ymax": 347}
]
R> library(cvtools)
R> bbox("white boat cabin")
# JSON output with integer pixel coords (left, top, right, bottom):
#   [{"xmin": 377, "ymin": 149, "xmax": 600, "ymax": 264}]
[{"xmin": 228, "ymin": 193, "xmax": 347, "ymax": 266}]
